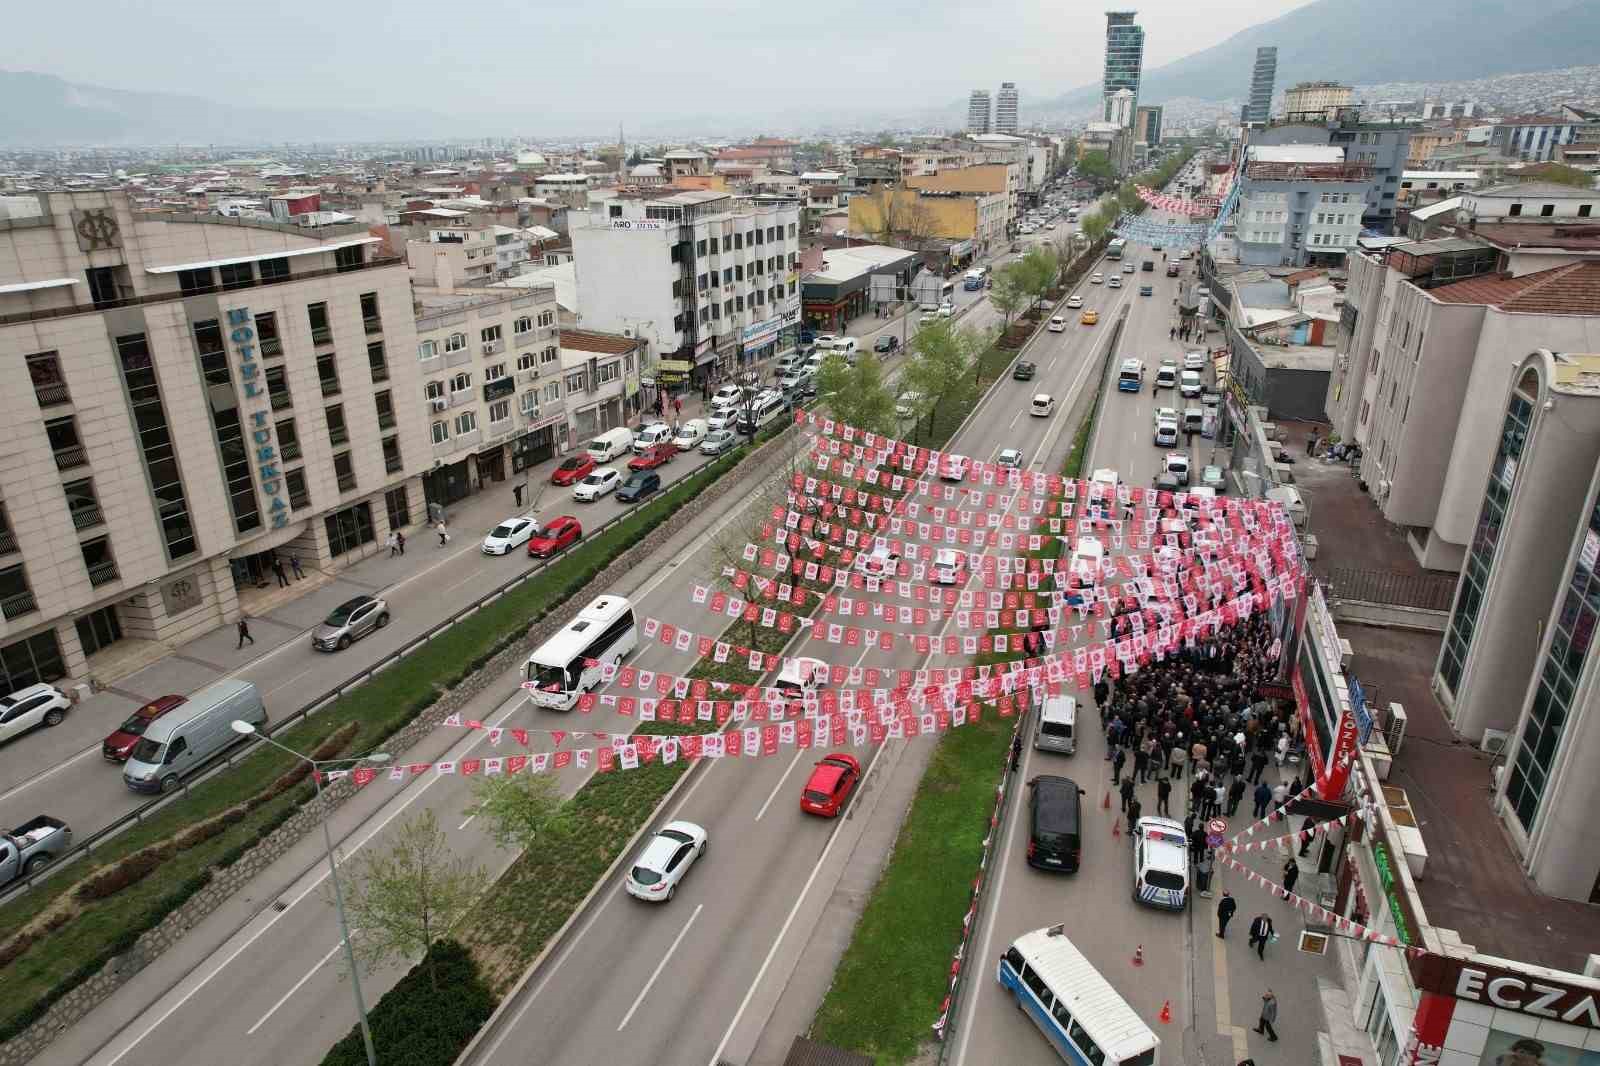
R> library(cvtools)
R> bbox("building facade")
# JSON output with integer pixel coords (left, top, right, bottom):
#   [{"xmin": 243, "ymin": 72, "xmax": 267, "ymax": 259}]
[
  {"xmin": 1247, "ymin": 110, "xmax": 1416, "ymax": 232},
  {"xmin": 967, "ymin": 91, "xmax": 992, "ymax": 134},
  {"xmin": 995, "ymin": 83, "xmax": 1019, "ymax": 134},
  {"xmin": 1283, "ymin": 81, "xmax": 1353, "ymax": 119},
  {"xmin": 0, "ymin": 191, "xmax": 431, "ymax": 698},
  {"xmin": 413, "ymin": 286, "xmax": 567, "ymax": 509},
  {"xmin": 1244, "ymin": 46, "xmax": 1277, "ymax": 124},
  {"xmin": 559, "ymin": 330, "xmax": 642, "ymax": 440},
  {"xmin": 1102, "ymin": 11, "xmax": 1144, "ymax": 120},
  {"xmin": 1233, "ymin": 146, "xmax": 1371, "ymax": 267},
  {"xmin": 1134, "ymin": 105, "xmax": 1163, "ymax": 147}
]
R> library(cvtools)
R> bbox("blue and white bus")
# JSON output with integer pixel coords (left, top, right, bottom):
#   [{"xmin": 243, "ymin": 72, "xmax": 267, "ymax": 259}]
[
  {"xmin": 997, "ymin": 925, "xmax": 1159, "ymax": 1065},
  {"xmin": 1106, "ymin": 238, "xmax": 1127, "ymax": 260}
]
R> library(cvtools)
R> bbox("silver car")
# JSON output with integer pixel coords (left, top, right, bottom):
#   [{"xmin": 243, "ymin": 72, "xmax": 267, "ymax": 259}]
[
  {"xmin": 700, "ymin": 429, "xmax": 738, "ymax": 455},
  {"xmin": 312, "ymin": 594, "xmax": 389, "ymax": 652}
]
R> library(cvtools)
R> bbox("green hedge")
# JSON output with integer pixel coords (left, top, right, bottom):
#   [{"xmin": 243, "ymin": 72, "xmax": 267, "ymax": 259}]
[{"xmin": 322, "ymin": 940, "xmax": 494, "ymax": 1066}]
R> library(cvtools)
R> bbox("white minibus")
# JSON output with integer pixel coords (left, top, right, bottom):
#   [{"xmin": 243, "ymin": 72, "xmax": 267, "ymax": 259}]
[
  {"xmin": 523, "ymin": 596, "xmax": 637, "ymax": 710},
  {"xmin": 997, "ymin": 925, "xmax": 1159, "ymax": 1065}
]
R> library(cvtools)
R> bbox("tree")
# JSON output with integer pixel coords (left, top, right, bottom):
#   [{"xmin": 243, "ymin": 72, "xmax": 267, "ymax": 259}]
[
  {"xmin": 1077, "ymin": 150, "xmax": 1114, "ymax": 185},
  {"xmin": 338, "ymin": 809, "xmax": 485, "ymax": 992},
  {"xmin": 815, "ymin": 351, "xmax": 898, "ymax": 437},
  {"xmin": 1081, "ymin": 208, "xmax": 1111, "ymax": 245},
  {"xmin": 1511, "ymin": 163, "xmax": 1596, "ymax": 189},
  {"xmin": 1016, "ymin": 247, "xmax": 1059, "ymax": 311},
  {"xmin": 988, "ymin": 265, "xmax": 1027, "ymax": 329},
  {"xmin": 901, "ymin": 321, "xmax": 983, "ymax": 439},
  {"xmin": 467, "ymin": 771, "xmax": 569, "ymax": 855}
]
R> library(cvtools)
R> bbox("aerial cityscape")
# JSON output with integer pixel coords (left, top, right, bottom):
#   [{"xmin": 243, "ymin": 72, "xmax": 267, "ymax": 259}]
[{"xmin": 3, "ymin": 3, "xmax": 1600, "ymax": 1066}]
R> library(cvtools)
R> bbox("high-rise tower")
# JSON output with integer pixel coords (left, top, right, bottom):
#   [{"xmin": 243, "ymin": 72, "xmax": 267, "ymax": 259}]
[
  {"xmin": 1244, "ymin": 46, "xmax": 1277, "ymax": 123},
  {"xmin": 967, "ymin": 90, "xmax": 992, "ymax": 134},
  {"xmin": 995, "ymin": 83, "xmax": 1019, "ymax": 133},
  {"xmin": 1102, "ymin": 11, "xmax": 1145, "ymax": 123}
]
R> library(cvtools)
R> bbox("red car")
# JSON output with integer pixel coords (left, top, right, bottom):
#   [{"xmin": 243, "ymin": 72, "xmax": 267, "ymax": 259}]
[
  {"xmin": 550, "ymin": 455, "xmax": 595, "ymax": 486},
  {"xmin": 628, "ymin": 443, "xmax": 678, "ymax": 471},
  {"xmin": 800, "ymin": 753, "xmax": 862, "ymax": 817},
  {"xmin": 102, "ymin": 694, "xmax": 186, "ymax": 762},
  {"xmin": 527, "ymin": 515, "xmax": 582, "ymax": 558}
]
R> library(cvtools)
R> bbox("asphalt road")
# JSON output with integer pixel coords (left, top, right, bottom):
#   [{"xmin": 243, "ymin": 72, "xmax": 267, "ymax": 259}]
[
  {"xmin": 949, "ymin": 214, "xmax": 1222, "ymax": 1066},
  {"xmin": 42, "ymin": 239, "xmax": 1045, "ymax": 1066}
]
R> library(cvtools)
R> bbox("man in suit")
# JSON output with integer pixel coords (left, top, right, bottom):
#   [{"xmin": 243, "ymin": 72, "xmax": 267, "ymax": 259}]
[
  {"xmin": 1247, "ymin": 913, "xmax": 1275, "ymax": 960},
  {"xmin": 1216, "ymin": 890, "xmax": 1238, "ymax": 937}
]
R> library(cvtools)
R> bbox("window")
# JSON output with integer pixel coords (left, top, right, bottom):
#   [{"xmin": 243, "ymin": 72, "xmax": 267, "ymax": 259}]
[
  {"xmin": 0, "ymin": 628, "xmax": 65, "ymax": 692},
  {"xmin": 284, "ymin": 467, "xmax": 310, "ymax": 510},
  {"xmin": 63, "ymin": 478, "xmax": 102, "ymax": 530},
  {"xmin": 544, "ymin": 382, "xmax": 561, "ymax": 404},
  {"xmin": 384, "ymin": 486, "xmax": 410, "ymax": 530},
  {"xmin": 425, "ymin": 380, "xmax": 445, "ymax": 402},
  {"xmin": 218, "ymin": 262, "xmax": 253, "ymax": 290},
  {"xmin": 193, "ymin": 319, "xmax": 260, "ymax": 534},
  {"xmin": 696, "ymin": 239, "xmax": 707, "ymax": 256},
  {"xmin": 307, "ymin": 302, "xmax": 331, "ymax": 344},
  {"xmin": 517, "ymin": 352, "xmax": 537, "ymax": 372},
  {"xmin": 326, "ymin": 404, "xmax": 349, "ymax": 446},
  {"xmin": 374, "ymin": 390, "xmax": 396, "ymax": 431},
  {"xmin": 482, "ymin": 324, "xmax": 502, "ymax": 344},
  {"xmin": 537, "ymin": 310, "xmax": 555, "ymax": 328},
  {"xmin": 324, "ymin": 502, "xmax": 375, "ymax": 556},
  {"xmin": 317, "ymin": 352, "xmax": 341, "ymax": 397},
  {"xmin": 178, "ymin": 268, "xmax": 216, "ymax": 295},
  {"xmin": 1580, "ymin": 204, "xmax": 1593, "ymax": 218},
  {"xmin": 485, "ymin": 363, "xmax": 506, "ymax": 381},
  {"xmin": 542, "ymin": 346, "xmax": 559, "ymax": 366},
  {"xmin": 257, "ymin": 312, "xmax": 283, "ymax": 357},
  {"xmin": 1019, "ymin": 965, "xmax": 1052, "ymax": 1009},
  {"xmin": 26, "ymin": 351, "xmax": 70, "ymax": 407},
  {"xmin": 333, "ymin": 451, "xmax": 356, "ymax": 492},
  {"xmin": 277, "ymin": 417, "xmax": 301, "ymax": 462},
  {"xmin": 454, "ymin": 411, "xmax": 477, "ymax": 435},
  {"xmin": 445, "ymin": 332, "xmax": 468, "ymax": 353},
  {"xmin": 116, "ymin": 333, "xmax": 196, "ymax": 559},
  {"xmin": 596, "ymin": 361, "xmax": 620, "ymax": 385},
  {"xmin": 1541, "ymin": 204, "xmax": 1556, "ymax": 217},
  {"xmin": 489, "ymin": 399, "xmax": 510, "ymax": 423},
  {"xmin": 382, "ymin": 435, "xmax": 402, "ymax": 474},
  {"xmin": 0, "ymin": 564, "xmax": 38, "ymax": 621},
  {"xmin": 80, "ymin": 535, "xmax": 118, "ymax": 587},
  {"xmin": 520, "ymin": 390, "xmax": 539, "ymax": 414},
  {"xmin": 365, "ymin": 341, "xmax": 389, "ymax": 383},
  {"xmin": 514, "ymin": 315, "xmax": 533, "ymax": 335},
  {"xmin": 736, "ymin": 264, "xmax": 745, "ymax": 281},
  {"xmin": 566, "ymin": 370, "xmax": 586, "ymax": 393},
  {"xmin": 1509, "ymin": 203, "xmax": 1523, "ymax": 217},
  {"xmin": 259, "ymin": 257, "xmax": 290, "ymax": 284},
  {"xmin": 419, "ymin": 339, "xmax": 439, "ymax": 360},
  {"xmin": 450, "ymin": 372, "xmax": 471, "ymax": 395},
  {"xmin": 431, "ymin": 420, "xmax": 450, "ymax": 444},
  {"xmin": 334, "ymin": 245, "xmax": 365, "ymax": 272},
  {"xmin": 360, "ymin": 292, "xmax": 380, "ymax": 332}
]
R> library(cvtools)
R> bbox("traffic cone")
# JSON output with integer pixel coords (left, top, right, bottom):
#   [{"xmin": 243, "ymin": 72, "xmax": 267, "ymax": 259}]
[
  {"xmin": 1112, "ymin": 818, "xmax": 1121, "ymax": 838},
  {"xmin": 1159, "ymin": 1000, "xmax": 1172, "ymax": 1024},
  {"xmin": 1103, "ymin": 789, "xmax": 1111, "ymax": 810},
  {"xmin": 1132, "ymin": 944, "xmax": 1144, "ymax": 967}
]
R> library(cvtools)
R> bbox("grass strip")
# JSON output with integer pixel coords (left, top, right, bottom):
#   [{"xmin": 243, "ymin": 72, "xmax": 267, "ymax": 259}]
[{"xmin": 0, "ymin": 444, "xmax": 752, "ymax": 1042}]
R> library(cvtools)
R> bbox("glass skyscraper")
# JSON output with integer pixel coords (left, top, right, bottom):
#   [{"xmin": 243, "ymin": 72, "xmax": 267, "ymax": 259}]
[{"xmin": 1103, "ymin": 12, "xmax": 1145, "ymax": 122}]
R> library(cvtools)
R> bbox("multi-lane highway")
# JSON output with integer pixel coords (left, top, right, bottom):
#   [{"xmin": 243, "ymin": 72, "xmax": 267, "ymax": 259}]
[
  {"xmin": 950, "ymin": 213, "xmax": 1220, "ymax": 1066},
  {"xmin": 35, "ymin": 235, "xmax": 1073, "ymax": 1066}
]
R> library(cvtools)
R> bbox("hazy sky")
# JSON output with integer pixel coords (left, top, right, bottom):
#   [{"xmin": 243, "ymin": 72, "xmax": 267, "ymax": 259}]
[{"xmin": 8, "ymin": 0, "xmax": 1313, "ymax": 126}]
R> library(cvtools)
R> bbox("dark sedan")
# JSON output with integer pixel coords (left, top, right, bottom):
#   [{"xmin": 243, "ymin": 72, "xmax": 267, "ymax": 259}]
[{"xmin": 1013, "ymin": 360, "xmax": 1037, "ymax": 381}]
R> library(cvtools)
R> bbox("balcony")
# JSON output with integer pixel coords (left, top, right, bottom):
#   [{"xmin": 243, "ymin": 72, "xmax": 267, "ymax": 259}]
[
  {"xmin": 311, "ymin": 326, "xmax": 333, "ymax": 346},
  {"xmin": 70, "ymin": 504, "xmax": 104, "ymax": 531},
  {"xmin": 0, "ymin": 530, "xmax": 15, "ymax": 555},
  {"xmin": 33, "ymin": 382, "xmax": 71, "ymax": 407},
  {"xmin": 370, "ymin": 362, "xmax": 390, "ymax": 384},
  {"xmin": 336, "ymin": 470, "xmax": 357, "ymax": 493},
  {"xmin": 1, "ymin": 590, "xmax": 37, "ymax": 620},
  {"xmin": 270, "ymin": 391, "xmax": 293, "ymax": 411},
  {"xmin": 261, "ymin": 336, "xmax": 284, "ymax": 357},
  {"xmin": 418, "ymin": 353, "xmax": 442, "ymax": 376},
  {"xmin": 363, "ymin": 316, "xmax": 383, "ymax": 336},
  {"xmin": 319, "ymin": 377, "xmax": 341, "ymax": 399},
  {"xmin": 87, "ymin": 560, "xmax": 120, "ymax": 587},
  {"xmin": 483, "ymin": 377, "xmax": 515, "ymax": 402},
  {"xmin": 53, "ymin": 445, "xmax": 88, "ymax": 471}
]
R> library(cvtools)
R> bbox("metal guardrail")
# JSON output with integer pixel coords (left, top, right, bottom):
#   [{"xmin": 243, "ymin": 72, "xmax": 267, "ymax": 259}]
[
  {"xmin": 1323, "ymin": 566, "xmax": 1456, "ymax": 612},
  {"xmin": 0, "ymin": 440, "xmax": 769, "ymax": 906}
]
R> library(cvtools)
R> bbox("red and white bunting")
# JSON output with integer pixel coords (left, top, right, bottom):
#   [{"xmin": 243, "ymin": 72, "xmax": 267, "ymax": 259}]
[{"xmin": 1219, "ymin": 855, "xmax": 1427, "ymax": 959}]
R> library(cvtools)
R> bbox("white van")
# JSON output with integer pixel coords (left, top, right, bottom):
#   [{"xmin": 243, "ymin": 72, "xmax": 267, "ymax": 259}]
[
  {"xmin": 123, "ymin": 679, "xmax": 266, "ymax": 794},
  {"xmin": 587, "ymin": 427, "xmax": 635, "ymax": 463},
  {"xmin": 738, "ymin": 391, "xmax": 787, "ymax": 434},
  {"xmin": 672, "ymin": 419, "xmax": 707, "ymax": 449},
  {"xmin": 1179, "ymin": 370, "xmax": 1202, "ymax": 398},
  {"xmin": 1034, "ymin": 696, "xmax": 1077, "ymax": 755},
  {"xmin": 633, "ymin": 423, "xmax": 673, "ymax": 453},
  {"xmin": 832, "ymin": 337, "xmax": 859, "ymax": 363},
  {"xmin": 997, "ymin": 926, "xmax": 1161, "ymax": 1065}
]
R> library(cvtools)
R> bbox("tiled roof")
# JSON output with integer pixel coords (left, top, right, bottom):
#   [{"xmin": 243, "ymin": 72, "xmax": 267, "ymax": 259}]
[
  {"xmin": 1429, "ymin": 261, "xmax": 1600, "ymax": 313},
  {"xmin": 560, "ymin": 329, "xmax": 636, "ymax": 354},
  {"xmin": 1468, "ymin": 223, "xmax": 1600, "ymax": 251}
]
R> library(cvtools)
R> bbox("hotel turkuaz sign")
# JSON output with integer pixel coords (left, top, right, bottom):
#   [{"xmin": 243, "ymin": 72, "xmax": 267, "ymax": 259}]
[{"xmin": 226, "ymin": 307, "xmax": 291, "ymax": 529}]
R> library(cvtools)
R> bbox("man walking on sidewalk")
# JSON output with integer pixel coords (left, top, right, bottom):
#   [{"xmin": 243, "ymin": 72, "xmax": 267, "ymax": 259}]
[
  {"xmin": 289, "ymin": 553, "xmax": 304, "ymax": 580},
  {"xmin": 1228, "ymin": 775, "xmax": 1247, "ymax": 816},
  {"xmin": 387, "ymin": 531, "xmax": 399, "ymax": 557},
  {"xmin": 236, "ymin": 616, "xmax": 254, "ymax": 649},
  {"xmin": 1248, "ymin": 913, "xmax": 1275, "ymax": 960},
  {"xmin": 1216, "ymin": 890, "xmax": 1237, "ymax": 937},
  {"xmin": 1119, "ymin": 776, "xmax": 1135, "ymax": 813},
  {"xmin": 1281, "ymin": 857, "xmax": 1300, "ymax": 900},
  {"xmin": 1254, "ymin": 990, "xmax": 1279, "ymax": 1042},
  {"xmin": 1252, "ymin": 780, "xmax": 1272, "ymax": 819},
  {"xmin": 272, "ymin": 556, "xmax": 289, "ymax": 588}
]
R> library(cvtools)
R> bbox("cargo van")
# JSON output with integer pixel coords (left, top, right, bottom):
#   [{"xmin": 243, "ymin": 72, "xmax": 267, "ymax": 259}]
[
  {"xmin": 587, "ymin": 427, "xmax": 635, "ymax": 463},
  {"xmin": 738, "ymin": 391, "xmax": 787, "ymax": 434},
  {"xmin": 1034, "ymin": 696, "xmax": 1077, "ymax": 755},
  {"xmin": 123, "ymin": 679, "xmax": 266, "ymax": 794},
  {"xmin": 1026, "ymin": 775, "xmax": 1085, "ymax": 872},
  {"xmin": 1183, "ymin": 408, "xmax": 1205, "ymax": 436},
  {"xmin": 832, "ymin": 337, "xmax": 859, "ymax": 363}
]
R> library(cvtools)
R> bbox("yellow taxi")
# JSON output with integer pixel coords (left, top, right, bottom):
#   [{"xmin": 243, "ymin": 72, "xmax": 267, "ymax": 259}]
[{"xmin": 1080, "ymin": 309, "xmax": 1099, "ymax": 325}]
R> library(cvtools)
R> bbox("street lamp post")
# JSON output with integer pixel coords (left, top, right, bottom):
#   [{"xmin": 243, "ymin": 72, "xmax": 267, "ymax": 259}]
[{"xmin": 231, "ymin": 721, "xmax": 389, "ymax": 1066}]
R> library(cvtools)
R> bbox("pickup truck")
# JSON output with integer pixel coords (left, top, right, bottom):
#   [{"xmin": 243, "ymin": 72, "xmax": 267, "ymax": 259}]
[
  {"xmin": 627, "ymin": 442, "xmax": 678, "ymax": 471},
  {"xmin": 1, "ymin": 816, "xmax": 71, "ymax": 885}
]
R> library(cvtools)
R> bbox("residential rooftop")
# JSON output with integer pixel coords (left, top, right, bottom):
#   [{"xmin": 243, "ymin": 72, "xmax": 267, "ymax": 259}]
[
  {"xmin": 560, "ymin": 328, "xmax": 637, "ymax": 354},
  {"xmin": 1428, "ymin": 260, "xmax": 1600, "ymax": 313}
]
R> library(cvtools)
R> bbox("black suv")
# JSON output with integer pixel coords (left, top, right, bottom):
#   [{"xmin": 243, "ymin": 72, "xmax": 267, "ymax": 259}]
[{"xmin": 1012, "ymin": 360, "xmax": 1037, "ymax": 381}]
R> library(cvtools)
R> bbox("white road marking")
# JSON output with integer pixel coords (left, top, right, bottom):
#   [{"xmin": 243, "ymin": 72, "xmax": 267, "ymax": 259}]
[
  {"xmin": 0, "ymin": 745, "xmax": 101, "ymax": 802},
  {"xmin": 246, "ymin": 939, "xmax": 344, "ymax": 1036},
  {"xmin": 458, "ymin": 814, "xmax": 478, "ymax": 832},
  {"xmin": 753, "ymin": 749, "xmax": 805, "ymax": 822},
  {"xmin": 1007, "ymin": 407, "xmax": 1023, "ymax": 429},
  {"xmin": 617, "ymin": 903, "xmax": 703, "ymax": 1031}
]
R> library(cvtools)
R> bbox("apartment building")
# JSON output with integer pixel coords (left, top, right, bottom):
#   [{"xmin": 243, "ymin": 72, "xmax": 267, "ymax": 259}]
[
  {"xmin": 1233, "ymin": 145, "xmax": 1370, "ymax": 267},
  {"xmin": 570, "ymin": 190, "xmax": 802, "ymax": 388},
  {"xmin": 967, "ymin": 91, "xmax": 992, "ymax": 135},
  {"xmin": 1282, "ymin": 81, "xmax": 1352, "ymax": 120},
  {"xmin": 905, "ymin": 163, "xmax": 1017, "ymax": 239},
  {"xmin": 0, "ymin": 190, "xmax": 430, "ymax": 698},
  {"xmin": 413, "ymin": 286, "xmax": 567, "ymax": 508},
  {"xmin": 560, "ymin": 329, "xmax": 643, "ymax": 440},
  {"xmin": 406, "ymin": 228, "xmax": 504, "ymax": 288},
  {"xmin": 1243, "ymin": 47, "xmax": 1277, "ymax": 124},
  {"xmin": 1247, "ymin": 108, "xmax": 1416, "ymax": 232},
  {"xmin": 1455, "ymin": 181, "xmax": 1599, "ymax": 223},
  {"xmin": 995, "ymin": 83, "xmax": 1019, "ymax": 134},
  {"xmin": 848, "ymin": 187, "xmax": 1008, "ymax": 254},
  {"xmin": 1483, "ymin": 114, "xmax": 1595, "ymax": 163}
]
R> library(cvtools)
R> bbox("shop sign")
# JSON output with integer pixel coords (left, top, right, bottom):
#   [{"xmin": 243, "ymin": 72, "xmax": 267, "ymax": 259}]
[
  {"xmin": 742, "ymin": 317, "xmax": 780, "ymax": 350},
  {"xmin": 780, "ymin": 302, "xmax": 802, "ymax": 326},
  {"xmin": 1410, "ymin": 959, "xmax": 1600, "ymax": 1030},
  {"xmin": 225, "ymin": 307, "xmax": 289, "ymax": 529},
  {"xmin": 609, "ymin": 219, "xmax": 666, "ymax": 231},
  {"xmin": 1372, "ymin": 842, "xmax": 1414, "ymax": 945},
  {"xmin": 160, "ymin": 575, "xmax": 203, "ymax": 616},
  {"xmin": 656, "ymin": 359, "xmax": 695, "ymax": 373}
]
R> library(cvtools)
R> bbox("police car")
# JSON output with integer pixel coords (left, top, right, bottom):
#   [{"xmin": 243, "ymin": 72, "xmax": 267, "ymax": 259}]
[{"xmin": 1132, "ymin": 816, "xmax": 1190, "ymax": 910}]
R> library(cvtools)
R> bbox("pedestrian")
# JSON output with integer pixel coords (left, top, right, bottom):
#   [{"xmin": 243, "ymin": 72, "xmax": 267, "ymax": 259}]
[
  {"xmin": 272, "ymin": 556, "xmax": 289, "ymax": 588},
  {"xmin": 1299, "ymin": 815, "xmax": 1317, "ymax": 857},
  {"xmin": 1281, "ymin": 857, "xmax": 1300, "ymax": 900},
  {"xmin": 1010, "ymin": 732, "xmax": 1022, "ymax": 772},
  {"xmin": 1248, "ymin": 914, "xmax": 1275, "ymax": 960},
  {"xmin": 1216, "ymin": 890, "xmax": 1237, "ymax": 937},
  {"xmin": 1254, "ymin": 990, "xmax": 1279, "ymax": 1042},
  {"xmin": 1213, "ymin": 781, "xmax": 1227, "ymax": 821},
  {"xmin": 1134, "ymin": 746, "xmax": 1149, "ymax": 783},
  {"xmin": 1112, "ymin": 746, "xmax": 1127, "ymax": 785},
  {"xmin": 1127, "ymin": 796, "xmax": 1142, "ymax": 828},
  {"xmin": 1156, "ymin": 775, "xmax": 1172, "ymax": 817},
  {"xmin": 1228, "ymin": 775, "xmax": 1247, "ymax": 816},
  {"xmin": 387, "ymin": 531, "xmax": 399, "ymax": 557},
  {"xmin": 289, "ymin": 553, "xmax": 304, "ymax": 580},
  {"xmin": 1275, "ymin": 732, "xmax": 1290, "ymax": 768},
  {"xmin": 1272, "ymin": 779, "xmax": 1290, "ymax": 812},
  {"xmin": 1170, "ymin": 325, "xmax": 1177, "ymax": 340},
  {"xmin": 1252, "ymin": 780, "xmax": 1272, "ymax": 819},
  {"xmin": 673, "ymin": 396, "xmax": 682, "ymax": 420},
  {"xmin": 1189, "ymin": 824, "xmax": 1207, "ymax": 864},
  {"xmin": 1169, "ymin": 743, "xmax": 1186, "ymax": 780},
  {"xmin": 1120, "ymin": 776, "xmax": 1135, "ymax": 813},
  {"xmin": 1248, "ymin": 749, "xmax": 1269, "ymax": 783},
  {"xmin": 437, "ymin": 520, "xmax": 449, "ymax": 547},
  {"xmin": 1196, "ymin": 849, "xmax": 1213, "ymax": 896},
  {"xmin": 236, "ymin": 616, "xmax": 254, "ymax": 649},
  {"xmin": 514, "ymin": 482, "xmax": 525, "ymax": 509},
  {"xmin": 396, "ymin": 531, "xmax": 406, "ymax": 555}
]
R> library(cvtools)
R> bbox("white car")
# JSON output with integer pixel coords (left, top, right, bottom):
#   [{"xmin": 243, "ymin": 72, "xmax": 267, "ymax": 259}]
[
  {"xmin": 1184, "ymin": 350, "xmax": 1207, "ymax": 372},
  {"xmin": 1030, "ymin": 393, "xmax": 1054, "ymax": 417},
  {"xmin": 1179, "ymin": 370, "xmax": 1203, "ymax": 398},
  {"xmin": 1153, "ymin": 406, "xmax": 1179, "ymax": 429},
  {"xmin": 895, "ymin": 390, "xmax": 923, "ymax": 419},
  {"xmin": 940, "ymin": 454, "xmax": 969, "ymax": 482},
  {"xmin": 996, "ymin": 447, "xmax": 1024, "ymax": 469},
  {"xmin": 776, "ymin": 656, "xmax": 828, "ymax": 704},
  {"xmin": 932, "ymin": 547, "xmax": 965, "ymax": 585},
  {"xmin": 1089, "ymin": 272, "xmax": 1104, "ymax": 285},
  {"xmin": 1133, "ymin": 816, "xmax": 1191, "ymax": 910},
  {"xmin": 481, "ymin": 516, "xmax": 537, "ymax": 555},
  {"xmin": 673, "ymin": 419, "xmax": 708, "ymax": 449},
  {"xmin": 572, "ymin": 467, "xmax": 621, "ymax": 501},
  {"xmin": 1122, "ymin": 263, "xmax": 1136, "ymax": 274},
  {"xmin": 1164, "ymin": 453, "xmax": 1191, "ymax": 486},
  {"xmin": 625, "ymin": 820, "xmax": 708, "ymax": 902},
  {"xmin": 1154, "ymin": 419, "xmax": 1179, "ymax": 448},
  {"xmin": 857, "ymin": 540, "xmax": 901, "ymax": 578},
  {"xmin": 938, "ymin": 302, "xmax": 955, "ymax": 317},
  {"xmin": 700, "ymin": 429, "xmax": 738, "ymax": 455},
  {"xmin": 634, "ymin": 423, "xmax": 672, "ymax": 453},
  {"xmin": 706, "ymin": 412, "xmax": 738, "ymax": 433},
  {"xmin": 1066, "ymin": 295, "xmax": 1083, "ymax": 309},
  {"xmin": 711, "ymin": 384, "xmax": 745, "ymax": 407},
  {"xmin": 0, "ymin": 684, "xmax": 70, "ymax": 745},
  {"xmin": 1048, "ymin": 316, "xmax": 1066, "ymax": 332},
  {"xmin": 813, "ymin": 334, "xmax": 838, "ymax": 350}
]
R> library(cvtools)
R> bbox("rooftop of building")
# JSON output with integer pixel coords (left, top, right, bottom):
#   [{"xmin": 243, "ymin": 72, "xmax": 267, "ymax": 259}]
[
  {"xmin": 413, "ymin": 284, "xmax": 551, "ymax": 319},
  {"xmin": 1470, "ymin": 181, "xmax": 1599, "ymax": 199},
  {"xmin": 1247, "ymin": 144, "xmax": 1345, "ymax": 164},
  {"xmin": 1407, "ymin": 196, "xmax": 1464, "ymax": 221},
  {"xmin": 560, "ymin": 328, "xmax": 636, "ymax": 354},
  {"xmin": 1465, "ymin": 221, "xmax": 1600, "ymax": 252},
  {"xmin": 493, "ymin": 261, "xmax": 575, "ymax": 312},
  {"xmin": 806, "ymin": 243, "xmax": 917, "ymax": 283},
  {"xmin": 1428, "ymin": 260, "xmax": 1600, "ymax": 313}
]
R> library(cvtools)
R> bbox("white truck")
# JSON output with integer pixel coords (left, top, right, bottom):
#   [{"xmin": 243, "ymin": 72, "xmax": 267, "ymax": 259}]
[{"xmin": 0, "ymin": 815, "xmax": 72, "ymax": 886}]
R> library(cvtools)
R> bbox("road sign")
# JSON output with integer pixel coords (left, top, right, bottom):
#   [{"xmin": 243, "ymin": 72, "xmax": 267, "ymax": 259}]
[
  {"xmin": 1206, "ymin": 833, "xmax": 1224, "ymax": 848},
  {"xmin": 1207, "ymin": 818, "xmax": 1226, "ymax": 836}
]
